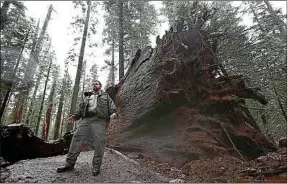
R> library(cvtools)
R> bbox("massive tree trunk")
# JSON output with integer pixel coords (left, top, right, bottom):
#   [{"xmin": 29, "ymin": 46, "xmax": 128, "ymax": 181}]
[
  {"xmin": 0, "ymin": 124, "xmax": 71, "ymax": 165},
  {"xmin": 67, "ymin": 0, "xmax": 91, "ymax": 132},
  {"xmin": 107, "ymin": 24, "xmax": 277, "ymax": 167}
]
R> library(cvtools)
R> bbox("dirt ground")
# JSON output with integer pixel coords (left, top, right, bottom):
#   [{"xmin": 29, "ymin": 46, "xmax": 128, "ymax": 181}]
[
  {"xmin": 129, "ymin": 148, "xmax": 287, "ymax": 183},
  {"xmin": 1, "ymin": 148, "xmax": 170, "ymax": 183},
  {"xmin": 1, "ymin": 147, "xmax": 286, "ymax": 183}
]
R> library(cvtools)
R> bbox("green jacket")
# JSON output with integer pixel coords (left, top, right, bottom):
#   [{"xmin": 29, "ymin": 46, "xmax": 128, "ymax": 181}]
[{"xmin": 74, "ymin": 90, "xmax": 116, "ymax": 121}]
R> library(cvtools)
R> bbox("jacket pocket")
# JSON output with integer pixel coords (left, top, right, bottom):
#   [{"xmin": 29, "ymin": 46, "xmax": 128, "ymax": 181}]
[{"xmin": 96, "ymin": 94, "xmax": 109, "ymax": 120}]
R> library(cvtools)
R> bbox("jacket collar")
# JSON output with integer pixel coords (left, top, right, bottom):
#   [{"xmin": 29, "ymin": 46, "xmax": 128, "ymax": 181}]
[{"xmin": 94, "ymin": 89, "xmax": 104, "ymax": 96}]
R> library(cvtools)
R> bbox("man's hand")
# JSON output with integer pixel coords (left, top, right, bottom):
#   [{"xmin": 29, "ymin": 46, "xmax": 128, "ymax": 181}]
[
  {"xmin": 67, "ymin": 115, "xmax": 75, "ymax": 124},
  {"xmin": 110, "ymin": 113, "xmax": 117, "ymax": 120}
]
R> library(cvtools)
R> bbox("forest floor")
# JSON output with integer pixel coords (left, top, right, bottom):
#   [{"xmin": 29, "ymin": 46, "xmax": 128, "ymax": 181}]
[
  {"xmin": 1, "ymin": 147, "xmax": 286, "ymax": 183},
  {"xmin": 1, "ymin": 148, "xmax": 175, "ymax": 183}
]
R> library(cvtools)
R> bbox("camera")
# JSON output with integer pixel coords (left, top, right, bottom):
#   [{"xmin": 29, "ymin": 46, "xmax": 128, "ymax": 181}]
[{"xmin": 84, "ymin": 91, "xmax": 93, "ymax": 97}]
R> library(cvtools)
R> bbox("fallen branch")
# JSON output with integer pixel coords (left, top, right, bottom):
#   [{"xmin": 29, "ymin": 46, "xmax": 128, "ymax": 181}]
[{"xmin": 216, "ymin": 117, "xmax": 246, "ymax": 161}]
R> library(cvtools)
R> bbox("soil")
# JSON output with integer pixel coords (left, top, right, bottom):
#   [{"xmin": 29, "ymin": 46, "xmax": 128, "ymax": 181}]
[{"xmin": 1, "ymin": 147, "xmax": 286, "ymax": 183}]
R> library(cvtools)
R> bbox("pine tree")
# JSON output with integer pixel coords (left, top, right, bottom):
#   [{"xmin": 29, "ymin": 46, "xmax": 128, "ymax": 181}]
[
  {"xmin": 102, "ymin": 1, "xmax": 158, "ymax": 81},
  {"xmin": 35, "ymin": 51, "xmax": 54, "ymax": 136},
  {"xmin": 66, "ymin": 0, "xmax": 98, "ymax": 132}
]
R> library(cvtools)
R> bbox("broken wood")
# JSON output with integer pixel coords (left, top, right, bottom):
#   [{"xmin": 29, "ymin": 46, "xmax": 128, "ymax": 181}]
[{"xmin": 0, "ymin": 124, "xmax": 72, "ymax": 165}]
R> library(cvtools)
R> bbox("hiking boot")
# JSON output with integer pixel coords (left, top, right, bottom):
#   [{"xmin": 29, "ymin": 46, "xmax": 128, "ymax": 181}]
[
  {"xmin": 56, "ymin": 163, "xmax": 75, "ymax": 173},
  {"xmin": 92, "ymin": 168, "xmax": 100, "ymax": 176}
]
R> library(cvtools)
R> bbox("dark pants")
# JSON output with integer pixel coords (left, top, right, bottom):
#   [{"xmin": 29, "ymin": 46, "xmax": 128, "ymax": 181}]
[{"xmin": 66, "ymin": 117, "xmax": 107, "ymax": 170}]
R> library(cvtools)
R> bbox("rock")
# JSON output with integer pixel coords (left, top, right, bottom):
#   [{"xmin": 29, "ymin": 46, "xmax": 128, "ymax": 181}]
[
  {"xmin": 17, "ymin": 174, "xmax": 27, "ymax": 180},
  {"xmin": 137, "ymin": 154, "xmax": 144, "ymax": 159},
  {"xmin": 169, "ymin": 179, "xmax": 185, "ymax": 183},
  {"xmin": 180, "ymin": 174, "xmax": 186, "ymax": 179},
  {"xmin": 24, "ymin": 172, "xmax": 33, "ymax": 179},
  {"xmin": 127, "ymin": 153, "xmax": 138, "ymax": 159},
  {"xmin": 279, "ymin": 137, "xmax": 287, "ymax": 148},
  {"xmin": 171, "ymin": 167, "xmax": 181, "ymax": 172}
]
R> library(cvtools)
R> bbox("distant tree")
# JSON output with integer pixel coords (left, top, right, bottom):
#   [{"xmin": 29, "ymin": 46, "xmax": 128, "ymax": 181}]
[
  {"xmin": 53, "ymin": 68, "xmax": 70, "ymax": 140},
  {"xmin": 35, "ymin": 52, "xmax": 54, "ymax": 136},
  {"xmin": 11, "ymin": 4, "xmax": 53, "ymax": 124},
  {"xmin": 67, "ymin": 0, "xmax": 98, "ymax": 132},
  {"xmin": 42, "ymin": 65, "xmax": 59, "ymax": 140},
  {"xmin": 102, "ymin": 1, "xmax": 158, "ymax": 81}
]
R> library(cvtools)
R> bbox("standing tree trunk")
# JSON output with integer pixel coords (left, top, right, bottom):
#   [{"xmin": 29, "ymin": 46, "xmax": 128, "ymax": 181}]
[
  {"xmin": 0, "ymin": 28, "xmax": 30, "ymax": 121},
  {"xmin": 0, "ymin": 1, "xmax": 10, "ymax": 30},
  {"xmin": 25, "ymin": 72, "xmax": 42, "ymax": 125},
  {"xmin": 35, "ymin": 59, "xmax": 53, "ymax": 136},
  {"xmin": 118, "ymin": 0, "xmax": 124, "ymax": 80},
  {"xmin": 42, "ymin": 79, "xmax": 57, "ymax": 140},
  {"xmin": 66, "ymin": 1, "xmax": 91, "ymax": 132},
  {"xmin": 0, "ymin": 0, "xmax": 11, "ymax": 79},
  {"xmin": 53, "ymin": 78, "xmax": 65, "ymax": 140},
  {"xmin": 111, "ymin": 38, "xmax": 115, "ymax": 84},
  {"xmin": 25, "ymin": 5, "xmax": 53, "ymax": 84},
  {"xmin": 60, "ymin": 103, "xmax": 67, "ymax": 137},
  {"xmin": 13, "ymin": 6, "xmax": 52, "ymax": 124},
  {"xmin": 82, "ymin": 60, "xmax": 86, "ymax": 97},
  {"xmin": 25, "ymin": 42, "xmax": 51, "ymax": 125}
]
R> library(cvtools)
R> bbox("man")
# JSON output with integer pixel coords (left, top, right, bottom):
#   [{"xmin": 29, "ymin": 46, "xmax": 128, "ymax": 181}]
[{"xmin": 56, "ymin": 80, "xmax": 117, "ymax": 176}]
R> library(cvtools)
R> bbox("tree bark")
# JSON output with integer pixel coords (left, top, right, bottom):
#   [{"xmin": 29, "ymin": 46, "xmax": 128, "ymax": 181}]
[
  {"xmin": 42, "ymin": 79, "xmax": 56, "ymax": 140},
  {"xmin": 25, "ymin": 73, "xmax": 42, "ymax": 125},
  {"xmin": 82, "ymin": 60, "xmax": 86, "ymax": 97},
  {"xmin": 1, "ymin": 124, "xmax": 70, "ymax": 164},
  {"xmin": 0, "ymin": 1, "xmax": 10, "ymax": 30},
  {"xmin": 108, "ymin": 26, "xmax": 276, "ymax": 167},
  {"xmin": 111, "ymin": 38, "xmax": 115, "ymax": 84},
  {"xmin": 35, "ymin": 59, "xmax": 53, "ymax": 136},
  {"xmin": 118, "ymin": 0, "xmax": 124, "ymax": 80},
  {"xmin": 67, "ymin": 0, "xmax": 91, "ymax": 132},
  {"xmin": 53, "ymin": 78, "xmax": 65, "ymax": 140},
  {"xmin": 59, "ymin": 106, "xmax": 66, "ymax": 138}
]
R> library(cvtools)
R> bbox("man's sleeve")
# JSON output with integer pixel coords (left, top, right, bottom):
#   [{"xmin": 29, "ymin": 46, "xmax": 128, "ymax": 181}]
[
  {"xmin": 108, "ymin": 95, "xmax": 117, "ymax": 115},
  {"xmin": 74, "ymin": 102, "xmax": 84, "ymax": 121}
]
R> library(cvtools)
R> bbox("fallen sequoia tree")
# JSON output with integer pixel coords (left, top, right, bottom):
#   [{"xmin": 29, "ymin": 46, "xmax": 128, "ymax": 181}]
[
  {"xmin": 107, "ymin": 23, "xmax": 277, "ymax": 168},
  {"xmin": 0, "ymin": 123, "xmax": 73, "ymax": 166},
  {"xmin": 0, "ymin": 22, "xmax": 284, "ymax": 181}
]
